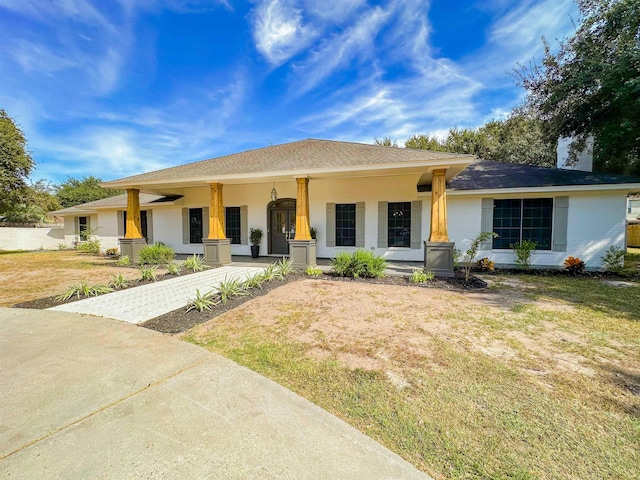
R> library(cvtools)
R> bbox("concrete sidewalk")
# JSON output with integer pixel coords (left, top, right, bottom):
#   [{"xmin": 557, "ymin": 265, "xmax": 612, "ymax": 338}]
[
  {"xmin": 0, "ymin": 308, "xmax": 430, "ymax": 479},
  {"xmin": 48, "ymin": 265, "xmax": 266, "ymax": 324}
]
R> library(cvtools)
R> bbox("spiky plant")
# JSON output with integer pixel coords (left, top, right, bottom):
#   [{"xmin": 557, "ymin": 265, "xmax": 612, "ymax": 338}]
[{"xmin": 186, "ymin": 289, "xmax": 220, "ymax": 313}]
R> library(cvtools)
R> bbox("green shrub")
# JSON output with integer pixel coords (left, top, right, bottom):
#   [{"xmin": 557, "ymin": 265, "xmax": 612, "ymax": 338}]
[
  {"xmin": 602, "ymin": 245, "xmax": 625, "ymax": 272},
  {"xmin": 57, "ymin": 243, "xmax": 67, "ymax": 250},
  {"xmin": 186, "ymin": 289, "xmax": 219, "ymax": 313},
  {"xmin": 116, "ymin": 255, "xmax": 131, "ymax": 266},
  {"xmin": 138, "ymin": 264, "xmax": 158, "ymax": 282},
  {"xmin": 243, "ymin": 273, "xmax": 265, "ymax": 291},
  {"xmin": 275, "ymin": 257, "xmax": 296, "ymax": 276},
  {"xmin": 306, "ymin": 266, "xmax": 323, "ymax": 277},
  {"xmin": 166, "ymin": 262, "xmax": 182, "ymax": 275},
  {"xmin": 138, "ymin": 242, "xmax": 175, "ymax": 265},
  {"xmin": 410, "ymin": 268, "xmax": 435, "ymax": 283},
  {"xmin": 260, "ymin": 263, "xmax": 280, "ymax": 282},
  {"xmin": 511, "ymin": 240, "xmax": 537, "ymax": 270},
  {"xmin": 109, "ymin": 273, "xmax": 130, "ymax": 290},
  {"xmin": 330, "ymin": 249, "xmax": 387, "ymax": 278},
  {"xmin": 216, "ymin": 276, "xmax": 249, "ymax": 304},
  {"xmin": 183, "ymin": 254, "xmax": 207, "ymax": 272},
  {"xmin": 77, "ymin": 239, "xmax": 101, "ymax": 255},
  {"xmin": 250, "ymin": 227, "xmax": 263, "ymax": 246},
  {"xmin": 56, "ymin": 279, "xmax": 113, "ymax": 302}
]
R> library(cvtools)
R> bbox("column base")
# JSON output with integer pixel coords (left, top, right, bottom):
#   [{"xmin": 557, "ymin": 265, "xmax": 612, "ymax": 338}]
[
  {"xmin": 119, "ymin": 238, "xmax": 147, "ymax": 263},
  {"xmin": 203, "ymin": 238, "xmax": 232, "ymax": 267},
  {"xmin": 289, "ymin": 239, "xmax": 316, "ymax": 269},
  {"xmin": 424, "ymin": 241, "xmax": 455, "ymax": 277}
]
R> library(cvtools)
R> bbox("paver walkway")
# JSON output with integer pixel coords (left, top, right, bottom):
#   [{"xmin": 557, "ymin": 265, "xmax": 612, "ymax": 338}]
[{"xmin": 48, "ymin": 265, "xmax": 266, "ymax": 324}]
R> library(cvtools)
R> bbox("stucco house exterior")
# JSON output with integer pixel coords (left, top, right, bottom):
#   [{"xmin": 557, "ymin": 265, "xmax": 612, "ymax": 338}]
[{"xmin": 52, "ymin": 139, "xmax": 640, "ymax": 271}]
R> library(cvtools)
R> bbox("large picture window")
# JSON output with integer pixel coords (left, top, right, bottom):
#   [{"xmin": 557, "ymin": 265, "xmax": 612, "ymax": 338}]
[
  {"xmin": 493, "ymin": 199, "xmax": 553, "ymax": 250},
  {"xmin": 225, "ymin": 207, "xmax": 241, "ymax": 245},
  {"xmin": 388, "ymin": 202, "xmax": 411, "ymax": 248},
  {"xmin": 336, "ymin": 204, "xmax": 356, "ymax": 247},
  {"xmin": 189, "ymin": 208, "xmax": 203, "ymax": 244}
]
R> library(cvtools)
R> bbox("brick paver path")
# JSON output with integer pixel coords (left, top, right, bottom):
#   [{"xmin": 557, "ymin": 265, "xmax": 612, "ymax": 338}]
[{"xmin": 48, "ymin": 266, "xmax": 266, "ymax": 324}]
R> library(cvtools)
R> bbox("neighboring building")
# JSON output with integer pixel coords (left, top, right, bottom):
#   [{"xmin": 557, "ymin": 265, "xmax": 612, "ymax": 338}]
[{"xmin": 52, "ymin": 139, "xmax": 640, "ymax": 270}]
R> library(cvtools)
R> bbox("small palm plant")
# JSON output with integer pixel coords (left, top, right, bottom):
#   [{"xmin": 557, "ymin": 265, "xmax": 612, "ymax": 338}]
[
  {"xmin": 186, "ymin": 289, "xmax": 219, "ymax": 313},
  {"xmin": 183, "ymin": 254, "xmax": 207, "ymax": 272}
]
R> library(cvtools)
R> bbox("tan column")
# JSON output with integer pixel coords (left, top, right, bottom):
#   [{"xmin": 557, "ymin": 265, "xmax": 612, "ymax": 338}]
[
  {"xmin": 208, "ymin": 182, "xmax": 226, "ymax": 239},
  {"xmin": 429, "ymin": 168, "xmax": 449, "ymax": 242},
  {"xmin": 124, "ymin": 188, "xmax": 143, "ymax": 239},
  {"xmin": 294, "ymin": 177, "xmax": 312, "ymax": 240}
]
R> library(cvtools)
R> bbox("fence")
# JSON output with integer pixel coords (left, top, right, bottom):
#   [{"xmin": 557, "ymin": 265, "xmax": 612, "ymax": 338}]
[
  {"xmin": 0, "ymin": 225, "xmax": 65, "ymax": 251},
  {"xmin": 627, "ymin": 224, "xmax": 640, "ymax": 248}
]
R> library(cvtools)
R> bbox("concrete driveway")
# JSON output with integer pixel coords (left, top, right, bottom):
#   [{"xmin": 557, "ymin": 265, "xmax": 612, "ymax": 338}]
[{"xmin": 0, "ymin": 308, "xmax": 429, "ymax": 479}]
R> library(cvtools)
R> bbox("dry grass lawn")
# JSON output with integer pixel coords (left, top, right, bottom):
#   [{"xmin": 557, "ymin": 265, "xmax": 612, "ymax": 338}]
[
  {"xmin": 0, "ymin": 250, "xmax": 141, "ymax": 306},
  {"xmin": 184, "ymin": 275, "xmax": 640, "ymax": 480}
]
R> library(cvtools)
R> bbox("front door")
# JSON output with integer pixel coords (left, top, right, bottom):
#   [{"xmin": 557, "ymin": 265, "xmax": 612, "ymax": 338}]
[{"xmin": 269, "ymin": 200, "xmax": 296, "ymax": 255}]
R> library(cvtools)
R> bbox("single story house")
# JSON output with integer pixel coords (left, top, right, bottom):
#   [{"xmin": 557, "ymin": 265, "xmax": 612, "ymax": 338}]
[{"xmin": 52, "ymin": 139, "xmax": 640, "ymax": 271}]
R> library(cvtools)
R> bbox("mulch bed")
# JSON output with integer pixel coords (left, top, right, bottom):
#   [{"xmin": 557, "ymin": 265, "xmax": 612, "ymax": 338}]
[{"xmin": 141, "ymin": 270, "xmax": 488, "ymax": 334}]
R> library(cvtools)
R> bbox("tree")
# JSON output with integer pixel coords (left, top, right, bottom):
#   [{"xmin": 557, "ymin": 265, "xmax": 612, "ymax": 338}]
[
  {"xmin": 404, "ymin": 134, "xmax": 448, "ymax": 151},
  {"xmin": 56, "ymin": 176, "xmax": 122, "ymax": 208},
  {"xmin": 517, "ymin": 0, "xmax": 640, "ymax": 174},
  {"xmin": 0, "ymin": 110, "xmax": 34, "ymax": 215},
  {"xmin": 374, "ymin": 136, "xmax": 399, "ymax": 147}
]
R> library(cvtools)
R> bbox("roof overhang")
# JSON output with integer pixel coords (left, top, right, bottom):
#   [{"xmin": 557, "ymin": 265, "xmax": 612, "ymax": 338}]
[{"xmin": 102, "ymin": 157, "xmax": 473, "ymax": 194}]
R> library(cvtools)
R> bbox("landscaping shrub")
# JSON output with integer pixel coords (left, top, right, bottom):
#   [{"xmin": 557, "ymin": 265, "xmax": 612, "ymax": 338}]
[
  {"xmin": 243, "ymin": 272, "xmax": 265, "ymax": 290},
  {"xmin": 275, "ymin": 257, "xmax": 296, "ymax": 276},
  {"xmin": 511, "ymin": 240, "xmax": 537, "ymax": 270},
  {"xmin": 109, "ymin": 273, "xmax": 130, "ymax": 290},
  {"xmin": 260, "ymin": 263, "xmax": 280, "ymax": 282},
  {"xmin": 410, "ymin": 268, "xmax": 434, "ymax": 283},
  {"xmin": 602, "ymin": 245, "xmax": 625, "ymax": 272},
  {"xmin": 462, "ymin": 232, "xmax": 498, "ymax": 281},
  {"xmin": 138, "ymin": 264, "xmax": 158, "ymax": 282},
  {"xmin": 186, "ymin": 289, "xmax": 219, "ymax": 313},
  {"xmin": 306, "ymin": 266, "xmax": 322, "ymax": 277},
  {"xmin": 166, "ymin": 262, "xmax": 182, "ymax": 275},
  {"xmin": 57, "ymin": 243, "xmax": 67, "ymax": 250},
  {"xmin": 477, "ymin": 257, "xmax": 495, "ymax": 272},
  {"xmin": 183, "ymin": 254, "xmax": 207, "ymax": 272},
  {"xmin": 216, "ymin": 276, "xmax": 249, "ymax": 304},
  {"xmin": 330, "ymin": 249, "xmax": 387, "ymax": 278},
  {"xmin": 105, "ymin": 247, "xmax": 119, "ymax": 256},
  {"xmin": 56, "ymin": 279, "xmax": 112, "ymax": 302},
  {"xmin": 77, "ymin": 239, "xmax": 101, "ymax": 255},
  {"xmin": 563, "ymin": 256, "xmax": 585, "ymax": 275},
  {"xmin": 138, "ymin": 242, "xmax": 175, "ymax": 265},
  {"xmin": 116, "ymin": 255, "xmax": 131, "ymax": 266}
]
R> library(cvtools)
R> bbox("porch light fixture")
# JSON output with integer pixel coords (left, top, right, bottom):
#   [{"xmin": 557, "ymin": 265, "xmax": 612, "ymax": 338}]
[{"xmin": 271, "ymin": 183, "xmax": 277, "ymax": 202}]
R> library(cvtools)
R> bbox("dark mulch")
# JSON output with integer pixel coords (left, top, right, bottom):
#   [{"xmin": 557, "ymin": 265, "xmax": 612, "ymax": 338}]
[
  {"xmin": 13, "ymin": 269, "xmax": 200, "ymax": 309},
  {"xmin": 141, "ymin": 270, "xmax": 488, "ymax": 334},
  {"xmin": 478, "ymin": 267, "xmax": 640, "ymax": 281}
]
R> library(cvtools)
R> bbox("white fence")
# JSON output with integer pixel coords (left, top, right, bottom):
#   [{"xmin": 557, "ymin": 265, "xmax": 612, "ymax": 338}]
[{"xmin": 0, "ymin": 226, "xmax": 65, "ymax": 251}]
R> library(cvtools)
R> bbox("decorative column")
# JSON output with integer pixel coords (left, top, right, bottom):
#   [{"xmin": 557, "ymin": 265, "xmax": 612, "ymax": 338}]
[
  {"xmin": 424, "ymin": 169, "xmax": 455, "ymax": 277},
  {"xmin": 289, "ymin": 177, "xmax": 316, "ymax": 268},
  {"xmin": 119, "ymin": 188, "xmax": 147, "ymax": 262},
  {"xmin": 203, "ymin": 182, "xmax": 231, "ymax": 267}
]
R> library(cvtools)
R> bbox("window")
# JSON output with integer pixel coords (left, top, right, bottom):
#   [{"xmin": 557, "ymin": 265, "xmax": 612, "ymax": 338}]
[
  {"xmin": 336, "ymin": 204, "xmax": 356, "ymax": 247},
  {"xmin": 78, "ymin": 216, "xmax": 88, "ymax": 240},
  {"xmin": 388, "ymin": 202, "xmax": 411, "ymax": 248},
  {"xmin": 493, "ymin": 199, "xmax": 553, "ymax": 250},
  {"xmin": 225, "ymin": 207, "xmax": 241, "ymax": 245},
  {"xmin": 123, "ymin": 211, "xmax": 148, "ymax": 238},
  {"xmin": 189, "ymin": 208, "xmax": 203, "ymax": 244}
]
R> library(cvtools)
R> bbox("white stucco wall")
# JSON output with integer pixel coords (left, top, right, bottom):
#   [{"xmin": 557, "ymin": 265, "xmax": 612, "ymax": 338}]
[
  {"xmin": 68, "ymin": 180, "xmax": 628, "ymax": 268},
  {"xmin": 448, "ymin": 191, "xmax": 627, "ymax": 269},
  {"xmin": 0, "ymin": 226, "xmax": 64, "ymax": 251}
]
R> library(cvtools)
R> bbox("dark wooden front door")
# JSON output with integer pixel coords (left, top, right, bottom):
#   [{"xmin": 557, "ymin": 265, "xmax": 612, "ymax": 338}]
[{"xmin": 269, "ymin": 200, "xmax": 296, "ymax": 255}]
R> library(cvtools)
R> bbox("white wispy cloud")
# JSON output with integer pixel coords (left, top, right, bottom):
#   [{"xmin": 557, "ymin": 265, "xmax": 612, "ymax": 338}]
[{"xmin": 251, "ymin": 0, "xmax": 318, "ymax": 65}]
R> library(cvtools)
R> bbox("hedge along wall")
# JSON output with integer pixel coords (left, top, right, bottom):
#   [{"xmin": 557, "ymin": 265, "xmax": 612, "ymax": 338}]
[{"xmin": 0, "ymin": 226, "xmax": 65, "ymax": 251}]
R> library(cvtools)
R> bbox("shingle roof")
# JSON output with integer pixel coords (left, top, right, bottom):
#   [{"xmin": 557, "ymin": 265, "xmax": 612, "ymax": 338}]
[
  {"xmin": 50, "ymin": 193, "xmax": 179, "ymax": 215},
  {"xmin": 417, "ymin": 160, "xmax": 640, "ymax": 192},
  {"xmin": 103, "ymin": 138, "xmax": 474, "ymax": 186}
]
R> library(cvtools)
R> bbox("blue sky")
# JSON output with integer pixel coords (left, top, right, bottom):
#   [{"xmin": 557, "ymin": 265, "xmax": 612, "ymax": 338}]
[{"xmin": 0, "ymin": 0, "xmax": 578, "ymax": 183}]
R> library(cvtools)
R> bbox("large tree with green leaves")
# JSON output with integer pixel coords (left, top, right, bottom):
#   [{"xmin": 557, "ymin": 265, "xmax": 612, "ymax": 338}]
[
  {"xmin": 517, "ymin": 0, "xmax": 640, "ymax": 174},
  {"xmin": 55, "ymin": 176, "xmax": 122, "ymax": 208},
  {"xmin": 0, "ymin": 109, "xmax": 34, "ymax": 215}
]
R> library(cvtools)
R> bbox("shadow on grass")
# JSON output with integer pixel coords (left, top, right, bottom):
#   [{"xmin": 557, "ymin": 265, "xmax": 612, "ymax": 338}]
[{"xmin": 603, "ymin": 366, "xmax": 640, "ymax": 418}]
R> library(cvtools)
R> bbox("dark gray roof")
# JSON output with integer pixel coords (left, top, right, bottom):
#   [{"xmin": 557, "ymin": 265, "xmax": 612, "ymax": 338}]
[{"xmin": 418, "ymin": 160, "xmax": 640, "ymax": 192}]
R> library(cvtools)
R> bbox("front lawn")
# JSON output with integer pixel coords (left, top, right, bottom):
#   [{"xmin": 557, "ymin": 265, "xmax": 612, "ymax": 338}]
[{"xmin": 184, "ymin": 275, "xmax": 640, "ymax": 479}]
